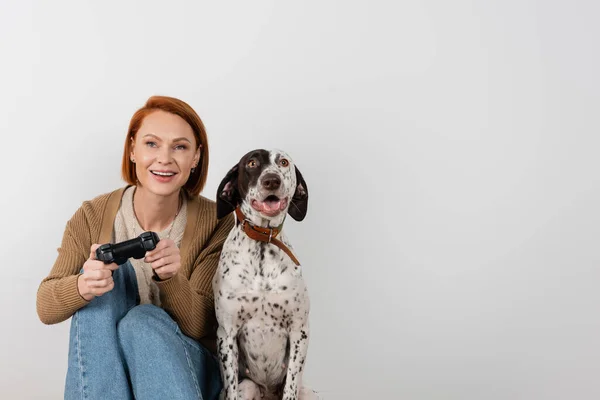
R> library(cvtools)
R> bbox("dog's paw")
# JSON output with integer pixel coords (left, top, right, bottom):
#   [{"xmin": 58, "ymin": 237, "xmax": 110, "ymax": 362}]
[
  {"xmin": 299, "ymin": 386, "xmax": 322, "ymax": 400},
  {"xmin": 238, "ymin": 379, "xmax": 261, "ymax": 400}
]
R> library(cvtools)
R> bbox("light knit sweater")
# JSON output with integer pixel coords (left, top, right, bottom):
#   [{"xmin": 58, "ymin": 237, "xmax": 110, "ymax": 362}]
[
  {"xmin": 36, "ymin": 185, "xmax": 235, "ymax": 353},
  {"xmin": 115, "ymin": 186, "xmax": 188, "ymax": 306}
]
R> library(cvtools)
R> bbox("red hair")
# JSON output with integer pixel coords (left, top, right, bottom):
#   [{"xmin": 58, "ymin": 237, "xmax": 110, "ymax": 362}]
[{"xmin": 121, "ymin": 95, "xmax": 209, "ymax": 196}]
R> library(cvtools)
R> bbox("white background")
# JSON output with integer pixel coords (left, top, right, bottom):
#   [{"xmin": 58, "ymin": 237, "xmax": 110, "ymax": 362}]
[{"xmin": 2, "ymin": 0, "xmax": 599, "ymax": 399}]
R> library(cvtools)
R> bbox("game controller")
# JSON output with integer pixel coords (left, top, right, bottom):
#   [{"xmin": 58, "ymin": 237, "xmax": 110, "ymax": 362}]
[{"xmin": 96, "ymin": 231, "xmax": 160, "ymax": 265}]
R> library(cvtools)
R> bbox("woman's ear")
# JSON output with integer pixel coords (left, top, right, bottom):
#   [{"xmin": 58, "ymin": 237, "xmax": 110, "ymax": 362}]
[
  {"xmin": 194, "ymin": 144, "xmax": 201, "ymax": 165},
  {"xmin": 216, "ymin": 164, "xmax": 241, "ymax": 219},
  {"xmin": 130, "ymin": 137, "xmax": 136, "ymax": 162}
]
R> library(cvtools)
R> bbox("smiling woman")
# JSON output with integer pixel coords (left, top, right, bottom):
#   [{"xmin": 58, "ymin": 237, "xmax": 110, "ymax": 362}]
[
  {"xmin": 122, "ymin": 96, "xmax": 210, "ymax": 200},
  {"xmin": 35, "ymin": 95, "xmax": 234, "ymax": 400}
]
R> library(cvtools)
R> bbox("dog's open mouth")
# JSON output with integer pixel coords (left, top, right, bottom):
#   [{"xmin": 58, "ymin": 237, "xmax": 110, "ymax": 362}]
[{"xmin": 251, "ymin": 195, "xmax": 289, "ymax": 217}]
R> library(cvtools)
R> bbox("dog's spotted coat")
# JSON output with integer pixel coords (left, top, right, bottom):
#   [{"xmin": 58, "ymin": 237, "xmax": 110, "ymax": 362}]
[{"xmin": 213, "ymin": 149, "xmax": 318, "ymax": 400}]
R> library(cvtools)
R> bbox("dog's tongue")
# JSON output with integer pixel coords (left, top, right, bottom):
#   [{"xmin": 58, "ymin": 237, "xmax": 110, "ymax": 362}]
[{"xmin": 263, "ymin": 198, "xmax": 281, "ymax": 211}]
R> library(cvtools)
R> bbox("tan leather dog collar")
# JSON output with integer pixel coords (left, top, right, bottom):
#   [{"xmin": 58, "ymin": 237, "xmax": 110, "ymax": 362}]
[{"xmin": 234, "ymin": 207, "xmax": 300, "ymax": 266}]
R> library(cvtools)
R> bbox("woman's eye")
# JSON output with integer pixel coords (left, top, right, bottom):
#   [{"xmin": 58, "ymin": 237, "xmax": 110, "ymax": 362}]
[
  {"xmin": 145, "ymin": 141, "xmax": 157, "ymax": 148},
  {"xmin": 175, "ymin": 144, "xmax": 187, "ymax": 150}
]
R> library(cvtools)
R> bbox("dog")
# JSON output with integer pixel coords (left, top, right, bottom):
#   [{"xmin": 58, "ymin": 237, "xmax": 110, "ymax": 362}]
[{"xmin": 212, "ymin": 149, "xmax": 318, "ymax": 400}]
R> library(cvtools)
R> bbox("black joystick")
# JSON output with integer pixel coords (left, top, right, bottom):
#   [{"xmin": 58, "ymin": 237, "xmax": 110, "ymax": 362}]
[{"xmin": 96, "ymin": 231, "xmax": 160, "ymax": 265}]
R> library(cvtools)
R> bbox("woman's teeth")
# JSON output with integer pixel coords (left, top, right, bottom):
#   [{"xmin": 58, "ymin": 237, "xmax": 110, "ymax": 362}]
[{"xmin": 151, "ymin": 171, "xmax": 175, "ymax": 176}]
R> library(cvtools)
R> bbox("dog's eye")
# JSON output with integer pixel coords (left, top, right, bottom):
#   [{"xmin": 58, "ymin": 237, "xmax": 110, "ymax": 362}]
[
  {"xmin": 280, "ymin": 158, "xmax": 289, "ymax": 167},
  {"xmin": 247, "ymin": 160, "xmax": 257, "ymax": 168}
]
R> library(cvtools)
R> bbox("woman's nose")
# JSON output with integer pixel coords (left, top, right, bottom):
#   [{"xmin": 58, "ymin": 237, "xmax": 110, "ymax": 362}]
[{"xmin": 157, "ymin": 146, "xmax": 173, "ymax": 163}]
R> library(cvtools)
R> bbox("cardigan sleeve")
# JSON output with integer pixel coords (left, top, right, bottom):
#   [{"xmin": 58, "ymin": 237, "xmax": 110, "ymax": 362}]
[
  {"xmin": 36, "ymin": 205, "xmax": 92, "ymax": 324},
  {"xmin": 155, "ymin": 212, "xmax": 234, "ymax": 341}
]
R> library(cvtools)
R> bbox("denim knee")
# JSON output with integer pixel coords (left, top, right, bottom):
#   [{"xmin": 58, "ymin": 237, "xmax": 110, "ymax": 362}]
[{"xmin": 117, "ymin": 305, "xmax": 175, "ymax": 339}]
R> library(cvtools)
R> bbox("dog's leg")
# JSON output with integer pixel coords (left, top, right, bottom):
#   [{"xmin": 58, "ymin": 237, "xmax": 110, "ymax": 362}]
[
  {"xmin": 217, "ymin": 325, "xmax": 240, "ymax": 400},
  {"xmin": 298, "ymin": 386, "xmax": 321, "ymax": 400},
  {"xmin": 282, "ymin": 324, "xmax": 310, "ymax": 400}
]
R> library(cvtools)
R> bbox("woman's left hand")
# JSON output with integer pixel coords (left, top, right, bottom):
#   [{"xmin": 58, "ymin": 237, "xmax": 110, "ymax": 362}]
[{"xmin": 145, "ymin": 238, "xmax": 181, "ymax": 281}]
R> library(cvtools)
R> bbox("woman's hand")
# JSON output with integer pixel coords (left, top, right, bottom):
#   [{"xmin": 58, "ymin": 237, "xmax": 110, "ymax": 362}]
[
  {"xmin": 77, "ymin": 244, "xmax": 119, "ymax": 301},
  {"xmin": 145, "ymin": 238, "xmax": 181, "ymax": 281}
]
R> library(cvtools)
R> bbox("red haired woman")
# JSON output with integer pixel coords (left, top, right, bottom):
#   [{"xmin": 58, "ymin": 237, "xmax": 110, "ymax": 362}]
[{"xmin": 37, "ymin": 96, "xmax": 233, "ymax": 400}]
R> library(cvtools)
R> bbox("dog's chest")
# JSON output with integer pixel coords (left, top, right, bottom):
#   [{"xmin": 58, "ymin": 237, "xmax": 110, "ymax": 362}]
[{"xmin": 215, "ymin": 228, "xmax": 308, "ymax": 327}]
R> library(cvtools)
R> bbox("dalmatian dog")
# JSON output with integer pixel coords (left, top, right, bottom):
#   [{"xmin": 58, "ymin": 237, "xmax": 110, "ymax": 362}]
[{"xmin": 213, "ymin": 149, "xmax": 319, "ymax": 400}]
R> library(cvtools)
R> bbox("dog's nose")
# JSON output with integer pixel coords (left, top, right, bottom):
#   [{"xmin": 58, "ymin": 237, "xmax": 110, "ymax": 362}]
[{"xmin": 261, "ymin": 174, "xmax": 281, "ymax": 191}]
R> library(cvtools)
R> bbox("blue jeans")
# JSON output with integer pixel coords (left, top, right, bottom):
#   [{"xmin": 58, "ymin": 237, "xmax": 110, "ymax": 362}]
[{"xmin": 65, "ymin": 261, "xmax": 222, "ymax": 400}]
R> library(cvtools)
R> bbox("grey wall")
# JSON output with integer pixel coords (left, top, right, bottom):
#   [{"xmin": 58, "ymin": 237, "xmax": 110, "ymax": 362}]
[{"xmin": 1, "ymin": 0, "xmax": 599, "ymax": 398}]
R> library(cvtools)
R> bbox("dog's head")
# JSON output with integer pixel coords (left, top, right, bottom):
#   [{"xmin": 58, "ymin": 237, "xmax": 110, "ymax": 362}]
[{"xmin": 216, "ymin": 149, "xmax": 308, "ymax": 223}]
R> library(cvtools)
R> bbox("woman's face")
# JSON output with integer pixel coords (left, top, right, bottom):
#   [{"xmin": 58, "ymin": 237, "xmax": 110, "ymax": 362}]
[{"xmin": 130, "ymin": 110, "xmax": 200, "ymax": 197}]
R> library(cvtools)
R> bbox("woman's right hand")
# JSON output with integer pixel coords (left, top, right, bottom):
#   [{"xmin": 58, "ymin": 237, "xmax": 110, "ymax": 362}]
[{"xmin": 77, "ymin": 244, "xmax": 119, "ymax": 301}]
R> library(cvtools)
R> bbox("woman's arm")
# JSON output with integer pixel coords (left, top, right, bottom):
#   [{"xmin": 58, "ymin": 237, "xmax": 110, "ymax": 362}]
[
  {"xmin": 36, "ymin": 206, "xmax": 92, "ymax": 324},
  {"xmin": 155, "ymin": 213, "xmax": 234, "ymax": 340}
]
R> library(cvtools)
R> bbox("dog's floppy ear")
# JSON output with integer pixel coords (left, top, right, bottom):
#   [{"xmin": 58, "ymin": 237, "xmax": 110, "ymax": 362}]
[
  {"xmin": 216, "ymin": 164, "xmax": 240, "ymax": 219},
  {"xmin": 288, "ymin": 165, "xmax": 308, "ymax": 221}
]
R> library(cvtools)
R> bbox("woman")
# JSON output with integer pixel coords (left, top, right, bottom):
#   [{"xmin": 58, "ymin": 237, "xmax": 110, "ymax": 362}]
[{"xmin": 36, "ymin": 95, "xmax": 234, "ymax": 400}]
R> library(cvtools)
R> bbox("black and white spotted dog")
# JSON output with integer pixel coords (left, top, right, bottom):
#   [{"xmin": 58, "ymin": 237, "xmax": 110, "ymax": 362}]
[{"xmin": 213, "ymin": 149, "xmax": 319, "ymax": 400}]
